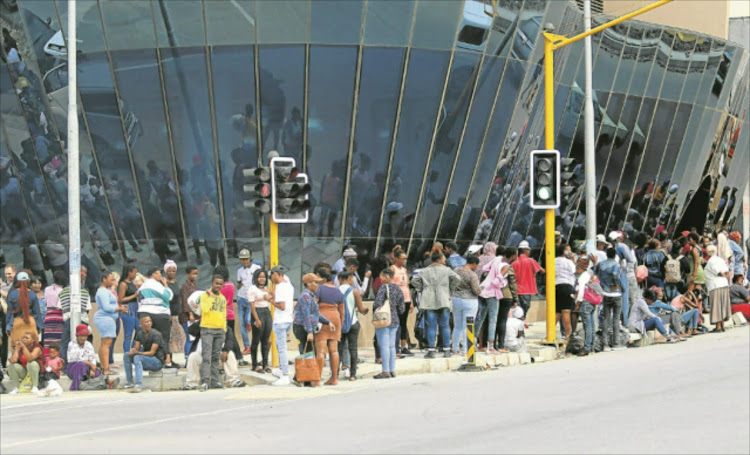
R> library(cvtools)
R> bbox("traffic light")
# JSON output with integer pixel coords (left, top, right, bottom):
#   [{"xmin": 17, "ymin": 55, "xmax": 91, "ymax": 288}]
[
  {"xmin": 530, "ymin": 150, "xmax": 560, "ymax": 209},
  {"xmin": 271, "ymin": 157, "xmax": 311, "ymax": 223},
  {"xmin": 560, "ymin": 157, "xmax": 579, "ymax": 208},
  {"xmin": 243, "ymin": 166, "xmax": 272, "ymax": 214}
]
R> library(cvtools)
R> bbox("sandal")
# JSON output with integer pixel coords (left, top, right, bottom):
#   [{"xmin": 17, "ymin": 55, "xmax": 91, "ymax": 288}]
[
  {"xmin": 102, "ymin": 370, "xmax": 114, "ymax": 376},
  {"xmin": 253, "ymin": 366, "xmax": 262, "ymax": 373},
  {"xmin": 349, "ymin": 376, "xmax": 357, "ymax": 381},
  {"xmin": 263, "ymin": 366, "xmax": 272, "ymax": 374}
]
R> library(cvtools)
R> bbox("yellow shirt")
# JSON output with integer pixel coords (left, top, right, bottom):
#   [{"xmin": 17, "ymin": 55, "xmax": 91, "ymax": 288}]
[{"xmin": 199, "ymin": 291, "xmax": 227, "ymax": 331}]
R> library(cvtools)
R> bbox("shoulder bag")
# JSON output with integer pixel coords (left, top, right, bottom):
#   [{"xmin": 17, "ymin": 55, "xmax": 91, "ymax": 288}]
[
  {"xmin": 372, "ymin": 285, "xmax": 392, "ymax": 329},
  {"xmin": 294, "ymin": 339, "xmax": 321, "ymax": 383}
]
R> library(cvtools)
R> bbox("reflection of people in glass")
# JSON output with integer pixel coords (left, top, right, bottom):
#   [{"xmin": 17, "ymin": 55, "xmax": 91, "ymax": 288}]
[
  {"xmin": 282, "ymin": 107, "xmax": 303, "ymax": 161},
  {"xmin": 195, "ymin": 191, "xmax": 225, "ymax": 268},
  {"xmin": 259, "ymin": 69, "xmax": 286, "ymax": 152},
  {"xmin": 232, "ymin": 103, "xmax": 257, "ymax": 152},
  {"xmin": 317, "ymin": 159, "xmax": 346, "ymax": 237}
]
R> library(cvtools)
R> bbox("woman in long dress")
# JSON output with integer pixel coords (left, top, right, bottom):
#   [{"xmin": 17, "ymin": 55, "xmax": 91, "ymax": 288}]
[{"xmin": 704, "ymin": 244, "xmax": 731, "ymax": 332}]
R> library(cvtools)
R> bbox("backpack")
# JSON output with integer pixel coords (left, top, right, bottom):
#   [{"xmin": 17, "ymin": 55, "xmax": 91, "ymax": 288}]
[
  {"xmin": 341, "ymin": 287, "xmax": 355, "ymax": 334},
  {"xmin": 664, "ymin": 256, "xmax": 681, "ymax": 283}
]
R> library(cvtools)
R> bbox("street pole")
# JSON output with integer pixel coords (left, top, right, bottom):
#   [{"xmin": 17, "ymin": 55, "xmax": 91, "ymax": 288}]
[
  {"xmin": 541, "ymin": 0, "xmax": 673, "ymax": 343},
  {"xmin": 269, "ymin": 219, "xmax": 279, "ymax": 367},
  {"xmin": 583, "ymin": 0, "xmax": 597, "ymax": 256},
  {"xmin": 68, "ymin": 0, "xmax": 82, "ymax": 339}
]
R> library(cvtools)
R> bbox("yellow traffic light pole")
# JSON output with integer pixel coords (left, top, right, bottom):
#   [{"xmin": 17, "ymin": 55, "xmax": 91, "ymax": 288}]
[
  {"xmin": 269, "ymin": 219, "xmax": 279, "ymax": 367},
  {"xmin": 542, "ymin": 0, "xmax": 672, "ymax": 343}
]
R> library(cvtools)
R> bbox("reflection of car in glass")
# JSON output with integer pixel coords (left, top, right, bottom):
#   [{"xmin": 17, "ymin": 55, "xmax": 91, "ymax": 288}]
[
  {"xmin": 43, "ymin": 30, "xmax": 66, "ymax": 59},
  {"xmin": 713, "ymin": 51, "xmax": 731, "ymax": 95},
  {"xmin": 511, "ymin": 16, "xmax": 541, "ymax": 60},
  {"xmin": 456, "ymin": 0, "xmax": 491, "ymax": 52},
  {"xmin": 43, "ymin": 62, "xmax": 142, "ymax": 159}
]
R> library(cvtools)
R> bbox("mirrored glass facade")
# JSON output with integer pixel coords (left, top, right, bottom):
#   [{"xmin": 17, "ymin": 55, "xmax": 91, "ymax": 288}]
[{"xmin": 1, "ymin": 0, "xmax": 747, "ymax": 289}]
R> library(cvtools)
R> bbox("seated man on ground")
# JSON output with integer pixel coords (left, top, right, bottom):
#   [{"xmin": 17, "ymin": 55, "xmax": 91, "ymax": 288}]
[
  {"xmin": 670, "ymin": 291, "xmax": 702, "ymax": 336},
  {"xmin": 184, "ymin": 321, "xmax": 245, "ymax": 390},
  {"xmin": 504, "ymin": 306, "xmax": 527, "ymax": 353},
  {"xmin": 7, "ymin": 332, "xmax": 44, "ymax": 394},
  {"xmin": 729, "ymin": 275, "xmax": 750, "ymax": 319},
  {"xmin": 66, "ymin": 324, "xmax": 99, "ymax": 391},
  {"xmin": 647, "ymin": 287, "xmax": 689, "ymax": 339},
  {"xmin": 123, "ymin": 314, "xmax": 165, "ymax": 393},
  {"xmin": 628, "ymin": 290, "xmax": 680, "ymax": 343}
]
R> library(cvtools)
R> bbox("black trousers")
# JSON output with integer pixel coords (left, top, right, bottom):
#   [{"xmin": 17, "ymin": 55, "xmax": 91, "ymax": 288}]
[
  {"xmin": 338, "ymin": 321, "xmax": 360, "ymax": 377},
  {"xmin": 495, "ymin": 298, "xmax": 514, "ymax": 349},
  {"xmin": 250, "ymin": 307, "xmax": 272, "ymax": 368}
]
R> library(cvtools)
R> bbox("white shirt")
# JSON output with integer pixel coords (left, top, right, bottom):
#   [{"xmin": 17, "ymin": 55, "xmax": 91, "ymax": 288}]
[
  {"xmin": 236, "ymin": 263, "xmax": 261, "ymax": 300},
  {"xmin": 273, "ymin": 279, "xmax": 294, "ymax": 324},
  {"xmin": 504, "ymin": 318, "xmax": 525, "ymax": 348},
  {"xmin": 575, "ymin": 271, "xmax": 592, "ymax": 303},
  {"xmin": 704, "ymin": 255, "xmax": 729, "ymax": 292},
  {"xmin": 555, "ymin": 257, "xmax": 577, "ymax": 286}
]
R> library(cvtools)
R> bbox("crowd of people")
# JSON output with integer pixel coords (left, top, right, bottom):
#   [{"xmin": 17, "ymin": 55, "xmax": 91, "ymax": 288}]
[{"xmin": 0, "ymin": 227, "xmax": 747, "ymax": 394}]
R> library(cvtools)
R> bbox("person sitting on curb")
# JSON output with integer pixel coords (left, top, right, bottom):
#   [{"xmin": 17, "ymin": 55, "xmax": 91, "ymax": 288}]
[
  {"xmin": 628, "ymin": 290, "xmax": 680, "ymax": 344},
  {"xmin": 66, "ymin": 324, "xmax": 99, "ymax": 391},
  {"xmin": 647, "ymin": 287, "xmax": 689, "ymax": 340},
  {"xmin": 670, "ymin": 291, "xmax": 702, "ymax": 336},
  {"xmin": 7, "ymin": 331, "xmax": 44, "ymax": 394},
  {"xmin": 123, "ymin": 314, "xmax": 165, "ymax": 393},
  {"xmin": 184, "ymin": 319, "xmax": 245, "ymax": 390},
  {"xmin": 504, "ymin": 306, "xmax": 527, "ymax": 353}
]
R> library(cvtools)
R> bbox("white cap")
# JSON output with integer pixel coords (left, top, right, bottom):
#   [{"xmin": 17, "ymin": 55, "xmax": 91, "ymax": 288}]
[
  {"xmin": 467, "ymin": 244, "xmax": 482, "ymax": 254},
  {"xmin": 343, "ymin": 248, "xmax": 357, "ymax": 257},
  {"xmin": 518, "ymin": 240, "xmax": 530, "ymax": 250},
  {"xmin": 511, "ymin": 306, "xmax": 524, "ymax": 319},
  {"xmin": 608, "ymin": 231, "xmax": 623, "ymax": 241},
  {"xmin": 596, "ymin": 234, "xmax": 607, "ymax": 244}
]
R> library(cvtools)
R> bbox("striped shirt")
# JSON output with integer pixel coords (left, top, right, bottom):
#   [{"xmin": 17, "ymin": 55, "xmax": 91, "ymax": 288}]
[{"xmin": 59, "ymin": 287, "xmax": 91, "ymax": 323}]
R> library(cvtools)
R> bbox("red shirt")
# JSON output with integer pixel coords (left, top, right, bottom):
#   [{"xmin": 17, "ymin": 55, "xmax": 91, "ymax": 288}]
[
  {"xmin": 221, "ymin": 282, "xmax": 236, "ymax": 321},
  {"xmin": 512, "ymin": 254, "xmax": 542, "ymax": 295}
]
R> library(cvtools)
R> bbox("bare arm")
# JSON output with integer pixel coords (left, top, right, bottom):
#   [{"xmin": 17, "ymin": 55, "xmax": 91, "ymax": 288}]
[{"xmin": 353, "ymin": 289, "xmax": 369, "ymax": 314}]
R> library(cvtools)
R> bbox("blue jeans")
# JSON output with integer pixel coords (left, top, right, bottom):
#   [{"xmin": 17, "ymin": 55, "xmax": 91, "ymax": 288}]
[
  {"xmin": 238, "ymin": 298, "xmax": 251, "ymax": 348},
  {"xmin": 620, "ymin": 273, "xmax": 630, "ymax": 323},
  {"xmin": 425, "ymin": 308, "xmax": 451, "ymax": 350},
  {"xmin": 518, "ymin": 295, "xmax": 532, "ymax": 317},
  {"xmin": 681, "ymin": 309, "xmax": 700, "ymax": 330},
  {"xmin": 664, "ymin": 283, "xmax": 680, "ymax": 301},
  {"xmin": 120, "ymin": 312, "xmax": 140, "ymax": 353},
  {"xmin": 375, "ymin": 326, "xmax": 398, "ymax": 373},
  {"xmin": 182, "ymin": 322, "xmax": 192, "ymax": 357},
  {"xmin": 452, "ymin": 297, "xmax": 479, "ymax": 353},
  {"xmin": 602, "ymin": 296, "xmax": 622, "ymax": 348},
  {"xmin": 644, "ymin": 317, "xmax": 668, "ymax": 336},
  {"xmin": 475, "ymin": 297, "xmax": 499, "ymax": 347},
  {"xmin": 124, "ymin": 352, "xmax": 163, "ymax": 386},
  {"xmin": 579, "ymin": 302, "xmax": 595, "ymax": 353},
  {"xmin": 273, "ymin": 323, "xmax": 292, "ymax": 376}
]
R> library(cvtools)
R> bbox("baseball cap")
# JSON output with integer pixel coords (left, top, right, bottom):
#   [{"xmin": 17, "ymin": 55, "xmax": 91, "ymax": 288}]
[
  {"xmin": 76, "ymin": 324, "xmax": 90, "ymax": 336},
  {"xmin": 467, "ymin": 244, "xmax": 482, "ymax": 254},
  {"xmin": 342, "ymin": 248, "xmax": 357, "ymax": 257},
  {"xmin": 518, "ymin": 240, "xmax": 530, "ymax": 250},
  {"xmin": 595, "ymin": 234, "xmax": 607, "ymax": 244},
  {"xmin": 608, "ymin": 231, "xmax": 623, "ymax": 241},
  {"xmin": 238, "ymin": 249, "xmax": 251, "ymax": 259},
  {"xmin": 302, "ymin": 273, "xmax": 325, "ymax": 285},
  {"xmin": 15, "ymin": 271, "xmax": 30, "ymax": 282},
  {"xmin": 270, "ymin": 265, "xmax": 286, "ymax": 275}
]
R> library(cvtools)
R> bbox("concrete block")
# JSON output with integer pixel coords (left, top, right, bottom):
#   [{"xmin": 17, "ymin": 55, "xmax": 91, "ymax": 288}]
[
  {"xmin": 506, "ymin": 353, "xmax": 519, "ymax": 366},
  {"xmin": 518, "ymin": 353, "xmax": 532, "ymax": 365},
  {"xmin": 495, "ymin": 354, "xmax": 510, "ymax": 366},
  {"xmin": 528, "ymin": 346, "xmax": 557, "ymax": 361},
  {"xmin": 733, "ymin": 312, "xmax": 747, "ymax": 326},
  {"xmin": 724, "ymin": 317, "xmax": 735, "ymax": 328}
]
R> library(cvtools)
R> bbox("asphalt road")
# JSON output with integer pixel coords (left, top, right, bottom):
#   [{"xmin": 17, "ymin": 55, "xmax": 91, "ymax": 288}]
[{"xmin": 2, "ymin": 327, "xmax": 748, "ymax": 454}]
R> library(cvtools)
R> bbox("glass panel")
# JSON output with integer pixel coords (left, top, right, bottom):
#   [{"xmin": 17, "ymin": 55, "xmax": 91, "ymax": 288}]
[
  {"xmin": 204, "ymin": 0, "xmax": 256, "ymax": 45},
  {"xmin": 305, "ymin": 45, "xmax": 357, "ymax": 239},
  {"xmin": 628, "ymin": 27, "xmax": 661, "ymax": 96},
  {"xmin": 345, "ymin": 47, "xmax": 406, "ymax": 239},
  {"xmin": 210, "ymin": 46, "xmax": 262, "ymax": 244},
  {"xmin": 440, "ymin": 55, "xmax": 505, "ymax": 241},
  {"xmin": 99, "ymin": 0, "xmax": 158, "ymax": 50},
  {"xmin": 612, "ymin": 25, "xmax": 643, "ymax": 93},
  {"xmin": 645, "ymin": 30, "xmax": 673, "ymax": 99},
  {"xmin": 256, "ymin": 0, "xmax": 309, "ymax": 44},
  {"xmin": 0, "ymin": 126, "xmax": 36, "ymax": 245},
  {"xmin": 483, "ymin": 0, "xmax": 521, "ymax": 58},
  {"xmin": 302, "ymin": 238, "xmax": 342, "ymax": 281},
  {"xmin": 160, "ymin": 47, "xmax": 225, "ymax": 267},
  {"xmin": 414, "ymin": 50, "xmax": 481, "ymax": 241},
  {"xmin": 593, "ymin": 22, "xmax": 627, "ymax": 91},
  {"xmin": 714, "ymin": 46, "xmax": 739, "ymax": 109},
  {"xmin": 310, "ymin": 0, "xmax": 363, "ymax": 44},
  {"xmin": 696, "ymin": 40, "xmax": 725, "ymax": 106},
  {"xmin": 17, "ymin": 0, "xmax": 64, "ymax": 72},
  {"xmin": 682, "ymin": 38, "xmax": 711, "ymax": 105},
  {"xmin": 258, "ymin": 45, "xmax": 305, "ymax": 158},
  {"xmin": 457, "ymin": 57, "xmax": 523, "ymax": 242},
  {"xmin": 56, "ymin": 0, "xmax": 107, "ymax": 54},
  {"xmin": 410, "ymin": 0, "xmax": 463, "ymax": 50},
  {"xmin": 510, "ymin": 11, "xmax": 544, "ymax": 62},
  {"xmin": 660, "ymin": 31, "xmax": 696, "ymax": 101},
  {"xmin": 363, "ymin": 0, "xmax": 414, "ymax": 47},
  {"xmin": 379, "ymin": 49, "xmax": 451, "ymax": 252},
  {"xmin": 456, "ymin": 0, "xmax": 491, "ymax": 54},
  {"xmin": 111, "ymin": 49, "xmax": 187, "ymax": 263},
  {"xmin": 278, "ymin": 237, "xmax": 303, "ymax": 290},
  {"xmin": 153, "ymin": 0, "xmax": 206, "ymax": 48},
  {"xmin": 75, "ymin": 52, "xmax": 149, "ymax": 250}
]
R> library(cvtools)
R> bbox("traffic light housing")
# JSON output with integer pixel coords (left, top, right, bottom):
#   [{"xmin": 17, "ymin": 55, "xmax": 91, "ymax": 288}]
[
  {"xmin": 243, "ymin": 166, "xmax": 272, "ymax": 214},
  {"xmin": 271, "ymin": 157, "xmax": 311, "ymax": 223},
  {"xmin": 530, "ymin": 150, "xmax": 560, "ymax": 209}
]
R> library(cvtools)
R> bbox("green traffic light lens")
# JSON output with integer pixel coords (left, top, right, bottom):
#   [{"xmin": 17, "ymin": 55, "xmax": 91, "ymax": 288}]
[{"xmin": 537, "ymin": 186, "xmax": 552, "ymax": 200}]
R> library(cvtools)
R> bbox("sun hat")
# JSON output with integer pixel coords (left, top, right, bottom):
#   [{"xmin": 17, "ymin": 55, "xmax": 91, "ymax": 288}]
[{"xmin": 76, "ymin": 324, "xmax": 90, "ymax": 336}]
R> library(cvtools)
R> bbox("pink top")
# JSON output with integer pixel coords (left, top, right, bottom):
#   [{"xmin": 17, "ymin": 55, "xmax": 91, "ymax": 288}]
[
  {"xmin": 480, "ymin": 257, "xmax": 509, "ymax": 299},
  {"xmin": 391, "ymin": 265, "xmax": 411, "ymax": 302},
  {"xmin": 44, "ymin": 284, "xmax": 63, "ymax": 308},
  {"xmin": 512, "ymin": 254, "xmax": 542, "ymax": 295},
  {"xmin": 46, "ymin": 356, "xmax": 64, "ymax": 377},
  {"xmin": 670, "ymin": 295, "xmax": 684, "ymax": 311},
  {"xmin": 221, "ymin": 282, "xmax": 236, "ymax": 320},
  {"xmin": 247, "ymin": 285, "xmax": 271, "ymax": 309}
]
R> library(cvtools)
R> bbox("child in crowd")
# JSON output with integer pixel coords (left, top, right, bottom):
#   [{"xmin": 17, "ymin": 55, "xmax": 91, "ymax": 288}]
[{"xmin": 45, "ymin": 343, "xmax": 64, "ymax": 378}]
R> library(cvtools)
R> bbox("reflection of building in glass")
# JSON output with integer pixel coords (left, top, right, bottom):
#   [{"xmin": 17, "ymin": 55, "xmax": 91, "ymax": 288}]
[{"xmin": 0, "ymin": 0, "xmax": 747, "ymax": 288}]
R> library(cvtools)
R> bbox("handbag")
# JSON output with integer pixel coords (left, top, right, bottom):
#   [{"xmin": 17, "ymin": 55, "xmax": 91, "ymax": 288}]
[
  {"xmin": 372, "ymin": 285, "xmax": 392, "ymax": 329},
  {"xmin": 98, "ymin": 245, "xmax": 115, "ymax": 267},
  {"xmin": 294, "ymin": 340, "xmax": 321, "ymax": 383}
]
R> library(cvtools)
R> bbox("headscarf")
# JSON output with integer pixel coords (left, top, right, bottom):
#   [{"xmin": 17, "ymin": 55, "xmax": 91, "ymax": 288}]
[
  {"xmin": 729, "ymin": 231, "xmax": 741, "ymax": 244},
  {"xmin": 477, "ymin": 242, "xmax": 497, "ymax": 276},
  {"xmin": 163, "ymin": 259, "xmax": 177, "ymax": 273},
  {"xmin": 716, "ymin": 232, "xmax": 731, "ymax": 261}
]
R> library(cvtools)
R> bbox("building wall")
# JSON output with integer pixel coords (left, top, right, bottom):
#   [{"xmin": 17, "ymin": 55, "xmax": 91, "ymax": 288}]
[{"xmin": 604, "ymin": 0, "xmax": 729, "ymax": 39}]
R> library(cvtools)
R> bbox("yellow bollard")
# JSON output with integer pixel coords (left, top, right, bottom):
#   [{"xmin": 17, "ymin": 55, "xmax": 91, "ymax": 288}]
[{"xmin": 458, "ymin": 316, "xmax": 483, "ymax": 372}]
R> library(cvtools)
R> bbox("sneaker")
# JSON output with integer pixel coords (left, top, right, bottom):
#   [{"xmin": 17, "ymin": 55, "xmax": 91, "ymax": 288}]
[
  {"xmin": 603, "ymin": 346, "xmax": 612, "ymax": 352},
  {"xmin": 272, "ymin": 375, "xmax": 290, "ymax": 386},
  {"xmin": 183, "ymin": 384, "xmax": 197, "ymax": 390},
  {"xmin": 130, "ymin": 385, "xmax": 142, "ymax": 393},
  {"xmin": 443, "ymin": 351, "xmax": 452, "ymax": 358},
  {"xmin": 238, "ymin": 359, "xmax": 250, "ymax": 367},
  {"xmin": 271, "ymin": 368, "xmax": 283, "ymax": 378},
  {"xmin": 200, "ymin": 383, "xmax": 209, "ymax": 392},
  {"xmin": 123, "ymin": 382, "xmax": 135, "ymax": 389},
  {"xmin": 401, "ymin": 348, "xmax": 414, "ymax": 356},
  {"xmin": 424, "ymin": 351, "xmax": 436, "ymax": 359},
  {"xmin": 612, "ymin": 346, "xmax": 627, "ymax": 351},
  {"xmin": 30, "ymin": 386, "xmax": 40, "ymax": 394},
  {"xmin": 341, "ymin": 368, "xmax": 350, "ymax": 379},
  {"xmin": 9, "ymin": 387, "xmax": 19, "ymax": 395},
  {"xmin": 231, "ymin": 380, "xmax": 246, "ymax": 388},
  {"xmin": 210, "ymin": 383, "xmax": 225, "ymax": 389},
  {"xmin": 390, "ymin": 372, "xmax": 396, "ymax": 378}
]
